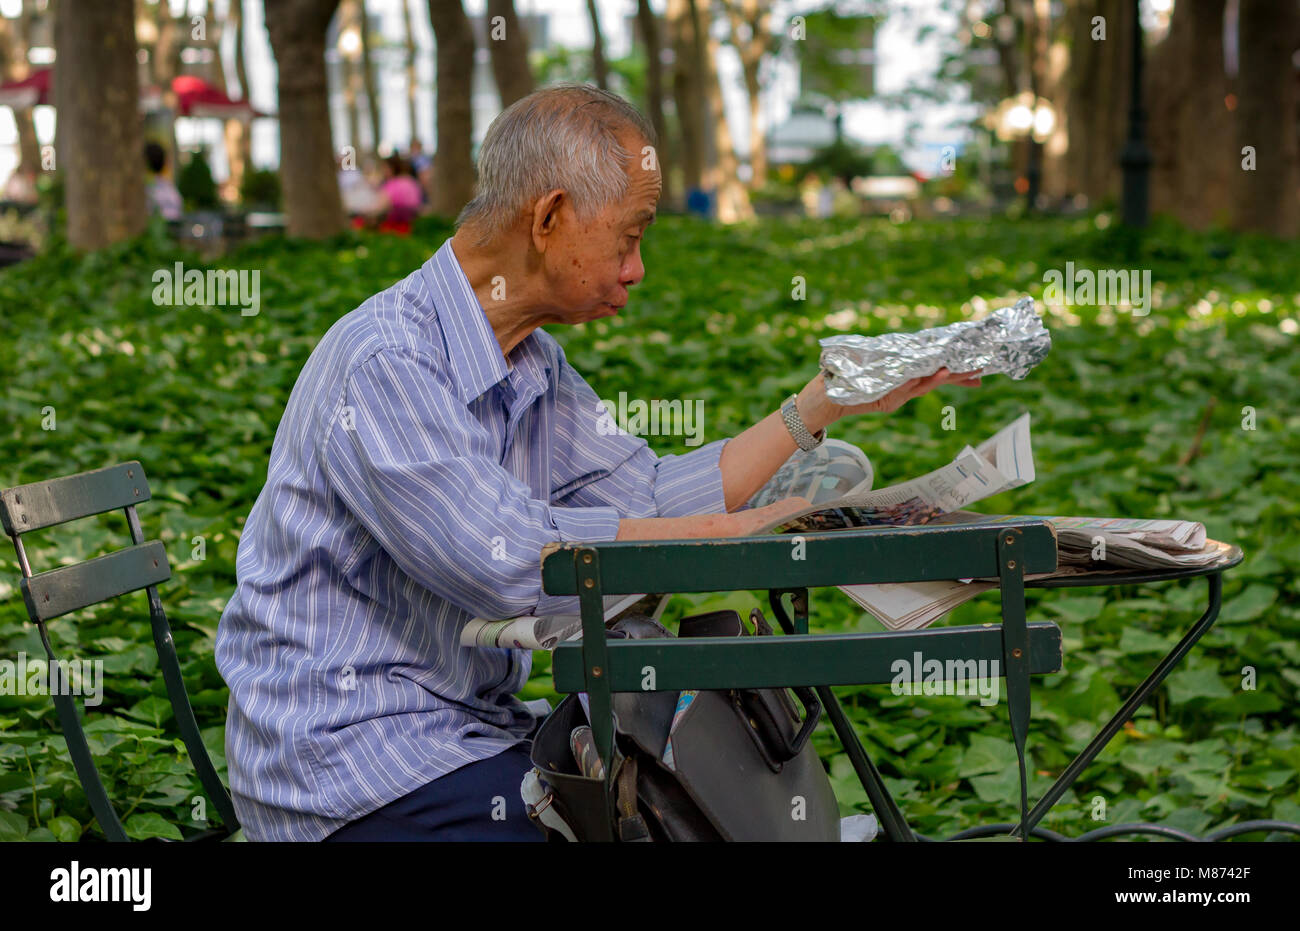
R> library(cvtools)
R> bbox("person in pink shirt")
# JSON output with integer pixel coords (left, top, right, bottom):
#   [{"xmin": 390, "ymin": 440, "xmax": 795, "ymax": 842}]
[{"xmin": 375, "ymin": 154, "xmax": 423, "ymax": 232}]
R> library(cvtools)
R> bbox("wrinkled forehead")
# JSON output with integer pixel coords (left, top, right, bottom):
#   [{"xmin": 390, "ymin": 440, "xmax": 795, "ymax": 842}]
[{"xmin": 617, "ymin": 131, "xmax": 662, "ymax": 210}]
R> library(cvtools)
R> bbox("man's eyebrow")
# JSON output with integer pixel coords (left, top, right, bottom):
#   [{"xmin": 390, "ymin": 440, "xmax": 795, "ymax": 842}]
[{"xmin": 631, "ymin": 209, "xmax": 656, "ymax": 227}]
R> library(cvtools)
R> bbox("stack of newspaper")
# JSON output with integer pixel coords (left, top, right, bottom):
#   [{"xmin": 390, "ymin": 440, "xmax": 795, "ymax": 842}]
[{"xmin": 749, "ymin": 414, "xmax": 1233, "ymax": 630}]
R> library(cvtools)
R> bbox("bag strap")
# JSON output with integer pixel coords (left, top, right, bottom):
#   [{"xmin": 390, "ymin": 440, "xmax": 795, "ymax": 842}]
[{"xmin": 615, "ymin": 756, "xmax": 652, "ymax": 842}]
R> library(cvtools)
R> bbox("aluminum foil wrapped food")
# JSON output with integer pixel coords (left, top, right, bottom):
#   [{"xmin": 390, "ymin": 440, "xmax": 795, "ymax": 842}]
[{"xmin": 819, "ymin": 296, "xmax": 1051, "ymax": 405}]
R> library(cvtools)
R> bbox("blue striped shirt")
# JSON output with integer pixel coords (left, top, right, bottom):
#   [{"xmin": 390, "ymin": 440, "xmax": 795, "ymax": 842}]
[{"xmin": 215, "ymin": 237, "xmax": 728, "ymax": 841}]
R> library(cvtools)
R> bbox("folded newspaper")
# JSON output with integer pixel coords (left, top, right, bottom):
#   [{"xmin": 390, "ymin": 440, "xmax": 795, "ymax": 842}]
[
  {"xmin": 749, "ymin": 416, "xmax": 1234, "ymax": 630},
  {"xmin": 460, "ymin": 593, "xmax": 647, "ymax": 651}
]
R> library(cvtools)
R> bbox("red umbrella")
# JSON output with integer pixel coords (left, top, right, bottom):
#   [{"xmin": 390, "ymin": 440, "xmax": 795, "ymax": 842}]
[
  {"xmin": 170, "ymin": 75, "xmax": 266, "ymax": 120},
  {"xmin": 0, "ymin": 68, "xmax": 51, "ymax": 109}
]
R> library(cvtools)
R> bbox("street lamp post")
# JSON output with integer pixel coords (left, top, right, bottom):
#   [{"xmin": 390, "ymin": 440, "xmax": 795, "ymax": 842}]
[{"xmin": 1120, "ymin": 0, "xmax": 1152, "ymax": 227}]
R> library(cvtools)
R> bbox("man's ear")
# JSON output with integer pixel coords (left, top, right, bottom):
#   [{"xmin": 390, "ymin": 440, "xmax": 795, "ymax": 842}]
[{"xmin": 530, "ymin": 189, "xmax": 565, "ymax": 253}]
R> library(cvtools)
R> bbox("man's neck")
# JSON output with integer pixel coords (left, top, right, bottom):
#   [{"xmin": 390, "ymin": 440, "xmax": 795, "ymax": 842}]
[{"xmin": 449, "ymin": 231, "xmax": 555, "ymax": 360}]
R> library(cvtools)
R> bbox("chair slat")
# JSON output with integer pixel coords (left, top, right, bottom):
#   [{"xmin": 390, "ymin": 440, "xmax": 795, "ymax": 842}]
[
  {"xmin": 552, "ymin": 622, "xmax": 1063, "ymax": 693},
  {"xmin": 541, "ymin": 521, "xmax": 1059, "ymax": 595},
  {"xmin": 20, "ymin": 541, "xmax": 170, "ymax": 622},
  {"xmin": 0, "ymin": 462, "xmax": 150, "ymax": 535}
]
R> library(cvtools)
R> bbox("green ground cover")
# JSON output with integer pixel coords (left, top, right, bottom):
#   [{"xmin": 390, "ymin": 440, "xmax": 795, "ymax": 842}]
[{"xmin": 1, "ymin": 212, "xmax": 1297, "ymax": 840}]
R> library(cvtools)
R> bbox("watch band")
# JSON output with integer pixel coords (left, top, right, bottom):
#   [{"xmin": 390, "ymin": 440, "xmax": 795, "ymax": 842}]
[{"xmin": 781, "ymin": 394, "xmax": 826, "ymax": 451}]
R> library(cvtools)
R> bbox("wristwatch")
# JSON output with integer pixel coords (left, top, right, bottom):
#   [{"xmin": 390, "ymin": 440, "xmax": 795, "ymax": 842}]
[{"xmin": 781, "ymin": 394, "xmax": 826, "ymax": 452}]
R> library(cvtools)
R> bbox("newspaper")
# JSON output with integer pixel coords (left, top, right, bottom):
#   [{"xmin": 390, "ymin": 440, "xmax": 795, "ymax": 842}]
[
  {"xmin": 747, "ymin": 438, "xmax": 875, "ymax": 510},
  {"xmin": 928, "ymin": 511, "xmax": 1233, "ymax": 570},
  {"xmin": 759, "ymin": 413, "xmax": 1034, "ymax": 534},
  {"xmin": 460, "ymin": 593, "xmax": 645, "ymax": 651},
  {"xmin": 749, "ymin": 417, "xmax": 1229, "ymax": 630}
]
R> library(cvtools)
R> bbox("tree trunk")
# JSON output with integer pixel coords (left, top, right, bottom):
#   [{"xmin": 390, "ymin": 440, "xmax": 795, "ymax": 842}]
[
  {"xmin": 264, "ymin": 0, "xmax": 347, "ymax": 238},
  {"xmin": 1233, "ymin": 0, "xmax": 1298, "ymax": 236},
  {"xmin": 55, "ymin": 0, "xmax": 146, "ymax": 250},
  {"xmin": 1062, "ymin": 0, "xmax": 1131, "ymax": 204},
  {"xmin": 723, "ymin": 0, "xmax": 771, "ymax": 189},
  {"xmin": 402, "ymin": 0, "xmax": 420, "ymax": 144},
  {"xmin": 1146, "ymin": 0, "xmax": 1232, "ymax": 228},
  {"xmin": 428, "ymin": 0, "xmax": 476, "ymax": 215},
  {"xmin": 358, "ymin": 0, "xmax": 382, "ymax": 149},
  {"xmin": 667, "ymin": 0, "xmax": 706, "ymax": 194},
  {"xmin": 152, "ymin": 0, "xmax": 183, "ymax": 171},
  {"xmin": 586, "ymin": 0, "xmax": 609, "ymax": 90},
  {"xmin": 486, "ymin": 0, "xmax": 533, "ymax": 108},
  {"xmin": 228, "ymin": 0, "xmax": 253, "ymax": 193},
  {"xmin": 635, "ymin": 0, "xmax": 671, "ymax": 204},
  {"xmin": 341, "ymin": 1, "xmax": 363, "ymax": 151},
  {"xmin": 704, "ymin": 15, "xmax": 752, "ymax": 222}
]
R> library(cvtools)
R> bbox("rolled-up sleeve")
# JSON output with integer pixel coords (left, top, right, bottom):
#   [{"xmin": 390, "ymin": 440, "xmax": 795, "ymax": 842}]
[
  {"xmin": 549, "ymin": 353, "xmax": 729, "ymax": 518},
  {"xmin": 320, "ymin": 347, "xmax": 621, "ymax": 620}
]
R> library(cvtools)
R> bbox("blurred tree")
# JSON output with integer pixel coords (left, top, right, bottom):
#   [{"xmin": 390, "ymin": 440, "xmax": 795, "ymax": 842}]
[
  {"xmin": 486, "ymin": 0, "xmax": 533, "ymax": 107},
  {"xmin": 722, "ymin": 0, "xmax": 772, "ymax": 188},
  {"xmin": 429, "ymin": 0, "xmax": 475, "ymax": 215},
  {"xmin": 0, "ymin": 1, "xmax": 41, "ymax": 175},
  {"xmin": 264, "ymin": 0, "xmax": 346, "ymax": 237},
  {"xmin": 358, "ymin": 0, "xmax": 381, "ymax": 148},
  {"xmin": 140, "ymin": 0, "xmax": 184, "ymax": 171},
  {"xmin": 796, "ymin": 5, "xmax": 879, "ymax": 128},
  {"xmin": 225, "ymin": 0, "xmax": 254, "ymax": 198},
  {"xmin": 178, "ymin": 148, "xmax": 219, "ymax": 210},
  {"xmin": 340, "ymin": 0, "xmax": 365, "ymax": 150},
  {"xmin": 668, "ymin": 0, "xmax": 707, "ymax": 194},
  {"xmin": 1146, "ymin": 0, "xmax": 1232, "ymax": 229},
  {"xmin": 55, "ymin": 0, "xmax": 147, "ymax": 249},
  {"xmin": 586, "ymin": 0, "xmax": 609, "ymax": 90},
  {"xmin": 1023, "ymin": 0, "xmax": 1048, "ymax": 209},
  {"xmin": 239, "ymin": 167, "xmax": 283, "ymax": 211},
  {"xmin": 635, "ymin": 0, "xmax": 672, "ymax": 204},
  {"xmin": 1233, "ymin": 0, "xmax": 1298, "ymax": 236},
  {"xmin": 704, "ymin": 8, "xmax": 753, "ymax": 222},
  {"xmin": 1063, "ymin": 0, "xmax": 1131, "ymax": 204},
  {"xmin": 402, "ymin": 0, "xmax": 420, "ymax": 145}
]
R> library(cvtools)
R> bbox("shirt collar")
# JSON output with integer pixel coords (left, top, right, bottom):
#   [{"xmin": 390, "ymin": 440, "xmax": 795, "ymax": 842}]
[
  {"xmin": 423, "ymin": 238, "xmax": 555, "ymax": 406},
  {"xmin": 423, "ymin": 237, "xmax": 510, "ymax": 404}
]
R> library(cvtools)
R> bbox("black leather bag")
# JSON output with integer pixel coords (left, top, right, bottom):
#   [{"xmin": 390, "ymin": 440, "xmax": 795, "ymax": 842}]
[{"xmin": 528, "ymin": 609, "xmax": 840, "ymax": 842}]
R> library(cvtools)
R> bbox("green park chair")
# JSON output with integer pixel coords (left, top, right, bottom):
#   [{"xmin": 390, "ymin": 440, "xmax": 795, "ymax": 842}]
[
  {"xmin": 543, "ymin": 520, "xmax": 1063, "ymax": 841},
  {"xmin": 1, "ymin": 461, "xmax": 241, "ymax": 842}
]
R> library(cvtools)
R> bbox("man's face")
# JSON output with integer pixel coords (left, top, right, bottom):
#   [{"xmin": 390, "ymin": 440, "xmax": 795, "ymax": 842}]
[{"xmin": 538, "ymin": 131, "xmax": 660, "ymax": 324}]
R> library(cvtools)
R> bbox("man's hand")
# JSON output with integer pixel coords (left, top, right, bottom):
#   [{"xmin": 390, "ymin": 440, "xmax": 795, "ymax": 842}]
[
  {"xmin": 616, "ymin": 497, "xmax": 810, "ymax": 541},
  {"xmin": 823, "ymin": 367, "xmax": 983, "ymax": 420}
]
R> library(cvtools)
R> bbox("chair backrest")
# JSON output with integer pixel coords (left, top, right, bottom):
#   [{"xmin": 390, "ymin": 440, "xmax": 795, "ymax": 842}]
[{"xmin": 1, "ymin": 461, "xmax": 239, "ymax": 842}]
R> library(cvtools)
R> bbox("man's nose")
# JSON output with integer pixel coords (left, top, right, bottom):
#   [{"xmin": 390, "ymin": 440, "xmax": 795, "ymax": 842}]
[{"xmin": 621, "ymin": 246, "xmax": 645, "ymax": 288}]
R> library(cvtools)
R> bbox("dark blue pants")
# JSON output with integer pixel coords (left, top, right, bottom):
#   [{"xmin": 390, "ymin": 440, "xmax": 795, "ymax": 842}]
[{"xmin": 323, "ymin": 744, "xmax": 545, "ymax": 842}]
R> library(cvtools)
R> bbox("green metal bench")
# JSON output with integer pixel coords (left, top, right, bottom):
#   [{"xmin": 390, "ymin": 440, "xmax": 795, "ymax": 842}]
[
  {"xmin": 1, "ymin": 461, "xmax": 241, "ymax": 842},
  {"xmin": 542, "ymin": 520, "xmax": 1061, "ymax": 842}
]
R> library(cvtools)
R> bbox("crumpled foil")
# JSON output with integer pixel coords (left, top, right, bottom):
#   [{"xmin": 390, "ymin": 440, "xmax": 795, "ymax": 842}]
[{"xmin": 819, "ymin": 296, "xmax": 1051, "ymax": 405}]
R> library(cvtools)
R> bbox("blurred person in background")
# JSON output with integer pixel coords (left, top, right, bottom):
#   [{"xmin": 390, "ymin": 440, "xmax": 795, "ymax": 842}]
[
  {"xmin": 144, "ymin": 141, "xmax": 183, "ymax": 221},
  {"xmin": 372, "ymin": 153, "xmax": 423, "ymax": 234}
]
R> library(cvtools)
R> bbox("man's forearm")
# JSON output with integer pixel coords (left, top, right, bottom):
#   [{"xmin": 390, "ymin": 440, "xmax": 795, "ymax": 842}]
[
  {"xmin": 716, "ymin": 373, "xmax": 840, "ymax": 512},
  {"xmin": 615, "ymin": 495, "xmax": 810, "ymax": 540}
]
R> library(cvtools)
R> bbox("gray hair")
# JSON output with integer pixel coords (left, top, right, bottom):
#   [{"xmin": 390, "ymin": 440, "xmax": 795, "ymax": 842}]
[{"xmin": 455, "ymin": 83, "xmax": 657, "ymax": 246}]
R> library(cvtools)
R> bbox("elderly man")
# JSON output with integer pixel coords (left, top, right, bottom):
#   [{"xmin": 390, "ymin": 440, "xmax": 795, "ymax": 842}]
[{"xmin": 216, "ymin": 84, "xmax": 979, "ymax": 842}]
